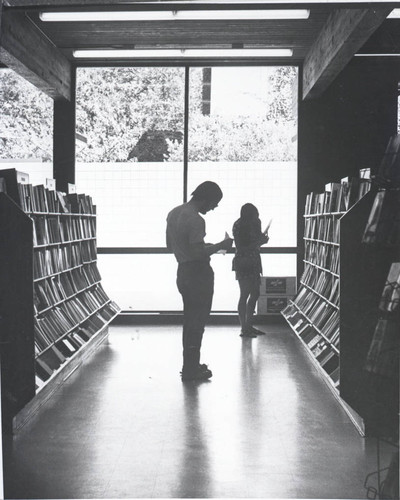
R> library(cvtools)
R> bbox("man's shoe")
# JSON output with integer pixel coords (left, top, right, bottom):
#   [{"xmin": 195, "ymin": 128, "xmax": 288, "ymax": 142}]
[
  {"xmin": 181, "ymin": 366, "xmax": 213, "ymax": 381},
  {"xmin": 240, "ymin": 329, "xmax": 257, "ymax": 338},
  {"xmin": 251, "ymin": 326, "xmax": 266, "ymax": 335}
]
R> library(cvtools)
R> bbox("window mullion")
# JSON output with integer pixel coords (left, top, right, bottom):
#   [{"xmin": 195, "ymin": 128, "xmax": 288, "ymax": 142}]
[{"xmin": 183, "ymin": 66, "xmax": 189, "ymax": 202}]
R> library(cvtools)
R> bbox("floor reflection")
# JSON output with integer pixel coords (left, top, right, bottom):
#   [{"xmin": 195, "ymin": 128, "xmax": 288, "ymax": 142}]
[{"xmin": 174, "ymin": 382, "xmax": 214, "ymax": 498}]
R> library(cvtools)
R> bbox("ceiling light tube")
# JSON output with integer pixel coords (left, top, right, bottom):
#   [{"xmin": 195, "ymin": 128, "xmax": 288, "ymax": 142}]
[
  {"xmin": 387, "ymin": 8, "xmax": 400, "ymax": 18},
  {"xmin": 73, "ymin": 48, "xmax": 293, "ymax": 58},
  {"xmin": 40, "ymin": 9, "xmax": 310, "ymax": 22},
  {"xmin": 355, "ymin": 53, "xmax": 400, "ymax": 57}
]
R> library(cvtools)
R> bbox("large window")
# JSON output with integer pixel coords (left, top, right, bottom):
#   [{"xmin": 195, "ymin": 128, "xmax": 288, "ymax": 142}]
[
  {"xmin": 0, "ymin": 69, "xmax": 53, "ymax": 183},
  {"xmin": 188, "ymin": 67, "xmax": 297, "ymax": 247},
  {"xmin": 0, "ymin": 65, "xmax": 298, "ymax": 312},
  {"xmin": 76, "ymin": 67, "xmax": 185, "ymax": 248},
  {"xmin": 75, "ymin": 66, "xmax": 298, "ymax": 311}
]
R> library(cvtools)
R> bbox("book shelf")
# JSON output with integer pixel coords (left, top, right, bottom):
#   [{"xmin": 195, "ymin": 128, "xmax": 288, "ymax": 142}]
[
  {"xmin": 0, "ymin": 193, "xmax": 35, "ymax": 434},
  {"xmin": 283, "ymin": 156, "xmax": 399, "ymax": 435},
  {"xmin": 339, "ymin": 193, "xmax": 396, "ymax": 435},
  {"xmin": 361, "ymin": 136, "xmax": 399, "ymax": 497},
  {"xmin": 0, "ymin": 169, "xmax": 120, "ymax": 432},
  {"xmin": 282, "ymin": 206, "xmax": 343, "ymax": 390},
  {"xmin": 282, "ymin": 170, "xmax": 383, "ymax": 432}
]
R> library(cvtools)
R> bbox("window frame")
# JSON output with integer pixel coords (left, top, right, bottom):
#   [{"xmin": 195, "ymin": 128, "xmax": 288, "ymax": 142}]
[{"xmin": 75, "ymin": 62, "xmax": 299, "ymax": 312}]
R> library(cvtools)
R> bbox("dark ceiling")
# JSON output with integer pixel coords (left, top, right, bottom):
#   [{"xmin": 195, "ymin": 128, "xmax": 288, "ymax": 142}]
[
  {"xmin": 4, "ymin": 2, "xmax": 398, "ymax": 65},
  {"xmin": 28, "ymin": 8, "xmax": 331, "ymax": 63},
  {"xmin": 1, "ymin": 1, "xmax": 399, "ymax": 101}
]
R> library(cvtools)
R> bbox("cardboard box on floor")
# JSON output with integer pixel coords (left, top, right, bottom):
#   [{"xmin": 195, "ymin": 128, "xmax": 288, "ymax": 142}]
[
  {"xmin": 259, "ymin": 276, "xmax": 296, "ymax": 296},
  {"xmin": 257, "ymin": 277, "xmax": 296, "ymax": 315},
  {"xmin": 257, "ymin": 296, "xmax": 290, "ymax": 315}
]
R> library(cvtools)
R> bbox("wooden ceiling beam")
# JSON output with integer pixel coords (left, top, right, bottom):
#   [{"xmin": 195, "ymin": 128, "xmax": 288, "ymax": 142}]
[
  {"xmin": 302, "ymin": 7, "xmax": 393, "ymax": 100},
  {"xmin": 0, "ymin": 9, "xmax": 72, "ymax": 99}
]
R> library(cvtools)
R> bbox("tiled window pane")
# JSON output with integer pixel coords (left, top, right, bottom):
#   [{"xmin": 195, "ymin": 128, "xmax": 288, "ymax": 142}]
[
  {"xmin": 75, "ymin": 67, "xmax": 185, "ymax": 247},
  {"xmin": 98, "ymin": 254, "xmax": 296, "ymax": 311},
  {"xmin": 188, "ymin": 67, "xmax": 298, "ymax": 247}
]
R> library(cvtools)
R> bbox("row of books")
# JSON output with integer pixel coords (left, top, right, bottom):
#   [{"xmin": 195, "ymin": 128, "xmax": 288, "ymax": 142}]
[
  {"xmin": 1, "ymin": 170, "xmax": 121, "ymax": 394},
  {"xmin": 35, "ymin": 302, "xmax": 119, "ymax": 386},
  {"xmin": 364, "ymin": 262, "xmax": 400, "ymax": 380},
  {"xmin": 300, "ymin": 266, "xmax": 339, "ymax": 305},
  {"xmin": 290, "ymin": 290, "xmax": 339, "ymax": 343},
  {"xmin": 362, "ymin": 189, "xmax": 400, "ymax": 246},
  {"xmin": 374, "ymin": 134, "xmax": 400, "ymax": 188},
  {"xmin": 379, "ymin": 262, "xmax": 400, "ymax": 313},
  {"xmin": 32, "ymin": 215, "xmax": 95, "ymax": 246},
  {"xmin": 305, "ymin": 188, "xmax": 345, "ymax": 215},
  {"xmin": 364, "ymin": 318, "xmax": 398, "ymax": 379},
  {"xmin": 19, "ymin": 183, "xmax": 68, "ymax": 213},
  {"xmin": 363, "ymin": 137, "xmax": 399, "ymax": 385},
  {"xmin": 304, "ymin": 216, "xmax": 340, "ymax": 243},
  {"xmin": 304, "ymin": 241, "xmax": 340, "ymax": 274},
  {"xmin": 59, "ymin": 216, "xmax": 96, "ymax": 241},
  {"xmin": 304, "ymin": 169, "xmax": 371, "ymax": 215},
  {"xmin": 34, "ymin": 263, "xmax": 102, "ymax": 313},
  {"xmin": 18, "ymin": 182, "xmax": 95, "ymax": 215},
  {"xmin": 282, "ymin": 304, "xmax": 340, "ymax": 383},
  {"xmin": 34, "ymin": 283, "xmax": 113, "ymax": 351},
  {"xmin": 33, "ymin": 241, "xmax": 97, "ymax": 280}
]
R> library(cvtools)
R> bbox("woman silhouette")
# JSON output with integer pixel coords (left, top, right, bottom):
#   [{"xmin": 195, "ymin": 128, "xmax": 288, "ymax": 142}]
[{"xmin": 232, "ymin": 203, "xmax": 270, "ymax": 337}]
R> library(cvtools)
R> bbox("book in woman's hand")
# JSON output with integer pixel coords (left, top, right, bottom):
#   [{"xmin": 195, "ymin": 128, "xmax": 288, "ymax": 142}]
[{"xmin": 263, "ymin": 219, "xmax": 273, "ymax": 234}]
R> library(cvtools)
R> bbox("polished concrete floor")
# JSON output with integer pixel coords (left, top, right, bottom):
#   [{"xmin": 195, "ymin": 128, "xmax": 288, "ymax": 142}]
[{"xmin": 3, "ymin": 323, "xmax": 392, "ymax": 499}]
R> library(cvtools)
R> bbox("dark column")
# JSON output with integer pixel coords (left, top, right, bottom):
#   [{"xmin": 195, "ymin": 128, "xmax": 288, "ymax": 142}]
[
  {"xmin": 201, "ymin": 67, "xmax": 212, "ymax": 116},
  {"xmin": 297, "ymin": 57, "xmax": 400, "ymax": 281},
  {"xmin": 53, "ymin": 67, "xmax": 76, "ymax": 192}
]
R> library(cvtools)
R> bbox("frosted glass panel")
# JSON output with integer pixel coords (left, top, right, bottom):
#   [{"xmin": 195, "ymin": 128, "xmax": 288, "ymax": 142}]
[
  {"xmin": 98, "ymin": 254, "xmax": 296, "ymax": 311},
  {"xmin": 75, "ymin": 67, "xmax": 185, "ymax": 247},
  {"xmin": 188, "ymin": 161, "xmax": 297, "ymax": 247},
  {"xmin": 188, "ymin": 66, "xmax": 298, "ymax": 247},
  {"xmin": 76, "ymin": 162, "xmax": 183, "ymax": 247}
]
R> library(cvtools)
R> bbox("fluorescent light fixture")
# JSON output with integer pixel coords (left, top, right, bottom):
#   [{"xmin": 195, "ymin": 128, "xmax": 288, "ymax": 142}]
[
  {"xmin": 40, "ymin": 9, "xmax": 310, "ymax": 22},
  {"xmin": 85, "ymin": 0, "xmax": 400, "ymax": 3},
  {"xmin": 73, "ymin": 48, "xmax": 293, "ymax": 58},
  {"xmin": 388, "ymin": 8, "xmax": 400, "ymax": 18},
  {"xmin": 355, "ymin": 53, "xmax": 400, "ymax": 57}
]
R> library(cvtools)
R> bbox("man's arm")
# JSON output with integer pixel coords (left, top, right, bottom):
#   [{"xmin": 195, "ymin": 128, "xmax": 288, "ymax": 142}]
[{"xmin": 190, "ymin": 237, "xmax": 233, "ymax": 259}]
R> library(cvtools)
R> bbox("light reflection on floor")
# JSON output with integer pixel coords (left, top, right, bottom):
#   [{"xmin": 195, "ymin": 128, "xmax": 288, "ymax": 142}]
[{"xmin": 3, "ymin": 324, "xmax": 392, "ymax": 499}]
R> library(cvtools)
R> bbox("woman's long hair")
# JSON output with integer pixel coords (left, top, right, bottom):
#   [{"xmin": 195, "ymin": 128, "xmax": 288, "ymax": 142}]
[
  {"xmin": 237, "ymin": 203, "xmax": 261, "ymax": 245},
  {"xmin": 240, "ymin": 203, "xmax": 259, "ymax": 221}
]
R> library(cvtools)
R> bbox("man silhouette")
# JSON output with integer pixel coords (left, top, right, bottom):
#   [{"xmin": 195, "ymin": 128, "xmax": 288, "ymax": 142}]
[{"xmin": 166, "ymin": 181, "xmax": 233, "ymax": 381}]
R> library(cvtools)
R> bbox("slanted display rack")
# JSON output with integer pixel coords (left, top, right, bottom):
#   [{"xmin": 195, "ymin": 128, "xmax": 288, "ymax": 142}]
[
  {"xmin": 361, "ymin": 135, "xmax": 399, "ymax": 498},
  {"xmin": 0, "ymin": 168, "xmax": 120, "ymax": 432},
  {"xmin": 281, "ymin": 168, "xmax": 389, "ymax": 433}
]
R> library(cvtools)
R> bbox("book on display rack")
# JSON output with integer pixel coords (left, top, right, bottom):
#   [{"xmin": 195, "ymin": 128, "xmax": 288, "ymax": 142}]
[
  {"xmin": 361, "ymin": 136, "xmax": 400, "ymax": 495},
  {"xmin": 282, "ymin": 166, "xmax": 372, "ymax": 389},
  {"xmin": 0, "ymin": 167, "xmax": 120, "ymax": 396},
  {"xmin": 362, "ymin": 135, "xmax": 400, "ymax": 423}
]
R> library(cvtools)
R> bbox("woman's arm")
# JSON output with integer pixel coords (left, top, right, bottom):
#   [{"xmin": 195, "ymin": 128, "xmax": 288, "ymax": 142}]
[{"xmin": 234, "ymin": 220, "xmax": 269, "ymax": 251}]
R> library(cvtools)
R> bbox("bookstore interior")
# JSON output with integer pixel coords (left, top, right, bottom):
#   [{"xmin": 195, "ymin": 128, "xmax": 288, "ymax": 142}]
[{"xmin": 0, "ymin": 1, "xmax": 400, "ymax": 499}]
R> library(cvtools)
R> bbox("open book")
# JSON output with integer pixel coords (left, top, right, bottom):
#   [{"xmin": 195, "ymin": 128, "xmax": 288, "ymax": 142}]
[{"xmin": 217, "ymin": 232, "xmax": 231, "ymax": 255}]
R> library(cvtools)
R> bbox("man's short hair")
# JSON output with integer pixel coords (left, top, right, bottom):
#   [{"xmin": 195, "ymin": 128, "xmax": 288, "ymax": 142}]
[{"xmin": 191, "ymin": 181, "xmax": 223, "ymax": 202}]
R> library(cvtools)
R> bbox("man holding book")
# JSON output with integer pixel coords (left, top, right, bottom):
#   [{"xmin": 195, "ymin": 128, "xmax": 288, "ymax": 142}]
[{"xmin": 166, "ymin": 181, "xmax": 233, "ymax": 381}]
